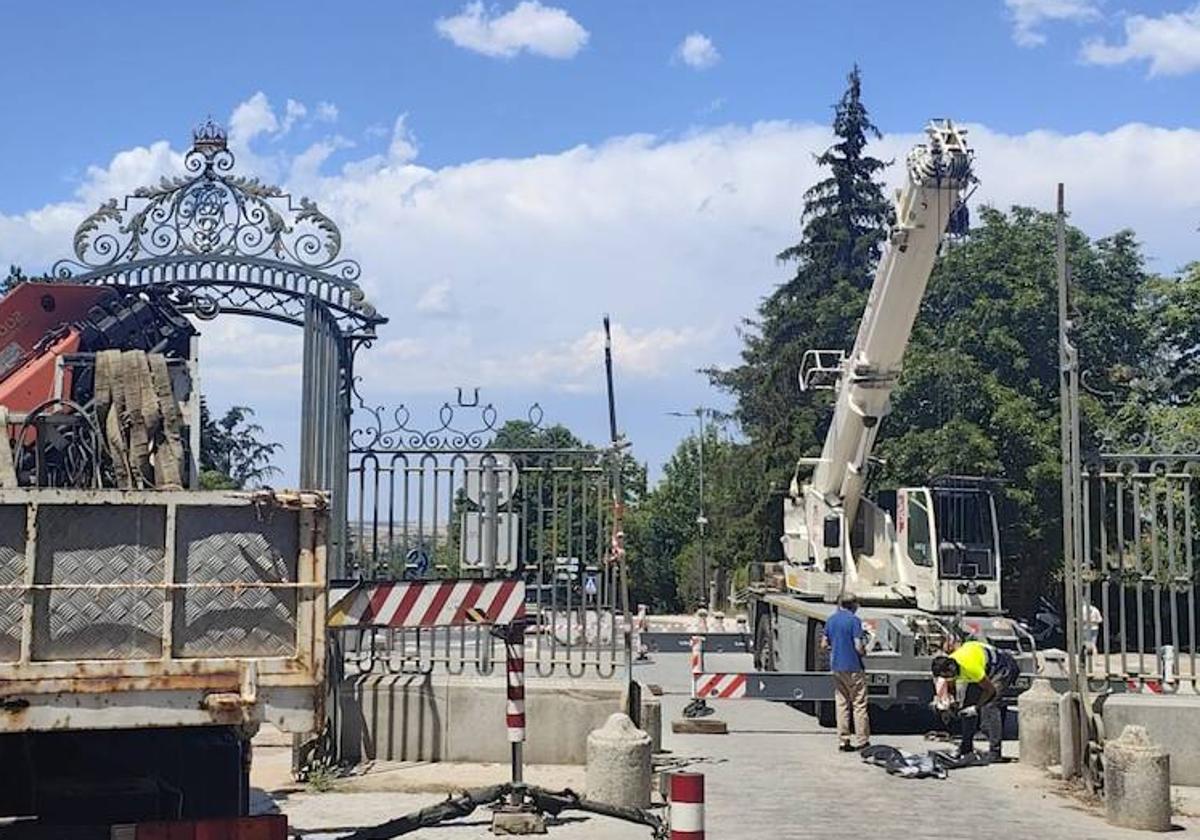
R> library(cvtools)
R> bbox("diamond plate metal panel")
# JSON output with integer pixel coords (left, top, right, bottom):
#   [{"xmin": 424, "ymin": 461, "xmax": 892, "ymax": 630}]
[
  {"xmin": 0, "ymin": 506, "xmax": 26, "ymax": 662},
  {"xmin": 173, "ymin": 505, "xmax": 299, "ymax": 658},
  {"xmin": 32, "ymin": 506, "xmax": 165, "ymax": 661}
]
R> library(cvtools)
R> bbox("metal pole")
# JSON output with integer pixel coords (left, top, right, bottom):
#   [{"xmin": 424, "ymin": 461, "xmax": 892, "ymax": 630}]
[
  {"xmin": 1057, "ymin": 183, "xmax": 1090, "ymax": 782},
  {"xmin": 483, "ymin": 457, "xmax": 499, "ymax": 579},
  {"xmin": 697, "ymin": 408, "xmax": 710, "ymax": 611},
  {"xmin": 602, "ymin": 316, "xmax": 635, "ymax": 719}
]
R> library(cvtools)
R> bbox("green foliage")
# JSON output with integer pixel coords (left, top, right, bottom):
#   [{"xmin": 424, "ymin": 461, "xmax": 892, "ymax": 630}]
[
  {"xmin": 626, "ymin": 425, "xmax": 761, "ymax": 610},
  {"xmin": 877, "ymin": 206, "xmax": 1156, "ymax": 611},
  {"xmin": 685, "ymin": 65, "xmax": 1198, "ymax": 620},
  {"xmin": 198, "ymin": 401, "xmax": 282, "ymax": 490},
  {"xmin": 699, "ymin": 65, "xmax": 892, "ymax": 599}
]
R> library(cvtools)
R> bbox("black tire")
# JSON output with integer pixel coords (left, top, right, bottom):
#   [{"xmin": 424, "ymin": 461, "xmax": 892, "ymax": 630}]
[{"xmin": 754, "ymin": 610, "xmax": 776, "ymax": 672}]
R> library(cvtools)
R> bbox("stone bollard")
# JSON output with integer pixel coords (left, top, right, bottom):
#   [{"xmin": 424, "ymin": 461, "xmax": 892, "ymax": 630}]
[
  {"xmin": 695, "ymin": 608, "xmax": 709, "ymax": 633},
  {"xmin": 712, "ymin": 611, "xmax": 726, "ymax": 632},
  {"xmin": 640, "ymin": 691, "xmax": 663, "ymax": 754},
  {"xmin": 587, "ymin": 713, "xmax": 652, "ymax": 808},
  {"xmin": 1105, "ymin": 725, "xmax": 1171, "ymax": 832},
  {"xmin": 1018, "ymin": 678, "xmax": 1061, "ymax": 769}
]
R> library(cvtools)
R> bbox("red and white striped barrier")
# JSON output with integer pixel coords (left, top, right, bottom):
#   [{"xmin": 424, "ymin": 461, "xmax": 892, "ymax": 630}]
[
  {"xmin": 506, "ymin": 625, "xmax": 526, "ymax": 743},
  {"xmin": 669, "ymin": 772, "xmax": 705, "ymax": 840},
  {"xmin": 328, "ymin": 579, "xmax": 526, "ymax": 628},
  {"xmin": 689, "ymin": 635, "xmax": 703, "ymax": 697},
  {"xmin": 1127, "ymin": 678, "xmax": 1166, "ymax": 694},
  {"xmin": 694, "ymin": 672, "xmax": 747, "ymax": 699}
]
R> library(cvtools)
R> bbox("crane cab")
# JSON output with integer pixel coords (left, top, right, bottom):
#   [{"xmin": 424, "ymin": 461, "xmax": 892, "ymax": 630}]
[
  {"xmin": 886, "ymin": 479, "xmax": 1002, "ymax": 614},
  {"xmin": 781, "ymin": 477, "xmax": 1002, "ymax": 616}
]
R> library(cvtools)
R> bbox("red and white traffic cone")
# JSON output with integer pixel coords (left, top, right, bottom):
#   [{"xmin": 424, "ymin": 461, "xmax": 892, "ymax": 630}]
[{"xmin": 669, "ymin": 771, "xmax": 705, "ymax": 839}]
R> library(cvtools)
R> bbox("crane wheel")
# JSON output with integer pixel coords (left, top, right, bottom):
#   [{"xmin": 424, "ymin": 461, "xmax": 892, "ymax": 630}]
[{"xmin": 754, "ymin": 611, "xmax": 776, "ymax": 672}]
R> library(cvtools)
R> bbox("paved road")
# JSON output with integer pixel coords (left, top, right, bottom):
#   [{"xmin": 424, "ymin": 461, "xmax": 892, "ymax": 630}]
[{"xmin": 273, "ymin": 651, "xmax": 1198, "ymax": 838}]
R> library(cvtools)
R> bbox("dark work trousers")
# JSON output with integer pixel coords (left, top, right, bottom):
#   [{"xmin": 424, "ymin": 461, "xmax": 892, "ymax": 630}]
[{"xmin": 959, "ymin": 655, "xmax": 1019, "ymax": 755}]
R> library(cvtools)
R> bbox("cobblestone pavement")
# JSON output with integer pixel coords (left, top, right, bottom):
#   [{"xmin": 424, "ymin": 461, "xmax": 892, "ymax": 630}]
[{"xmin": 271, "ymin": 650, "xmax": 1199, "ymax": 838}]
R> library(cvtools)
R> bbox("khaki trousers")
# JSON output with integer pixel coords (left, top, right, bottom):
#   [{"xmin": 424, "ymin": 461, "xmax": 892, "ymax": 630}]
[{"xmin": 832, "ymin": 671, "xmax": 870, "ymax": 747}]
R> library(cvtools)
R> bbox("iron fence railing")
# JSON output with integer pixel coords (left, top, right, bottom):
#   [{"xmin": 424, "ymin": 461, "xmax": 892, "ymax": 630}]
[
  {"xmin": 1082, "ymin": 455, "xmax": 1200, "ymax": 692},
  {"xmin": 342, "ymin": 445, "xmax": 628, "ymax": 680}
]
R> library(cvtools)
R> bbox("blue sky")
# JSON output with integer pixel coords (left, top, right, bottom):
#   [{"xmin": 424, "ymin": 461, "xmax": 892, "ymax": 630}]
[
  {"xmin": 1, "ymin": 0, "xmax": 1199, "ymax": 481},
  {"xmin": 2, "ymin": 1, "xmax": 1197, "ymax": 210}
]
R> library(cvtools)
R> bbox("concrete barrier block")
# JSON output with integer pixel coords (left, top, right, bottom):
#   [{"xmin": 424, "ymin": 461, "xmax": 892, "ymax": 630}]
[
  {"xmin": 335, "ymin": 673, "xmax": 623, "ymax": 765},
  {"xmin": 1018, "ymin": 678, "xmax": 1061, "ymax": 768},
  {"xmin": 586, "ymin": 713, "xmax": 651, "ymax": 808},
  {"xmin": 1103, "ymin": 694, "xmax": 1200, "ymax": 785},
  {"xmin": 336, "ymin": 673, "xmax": 442, "ymax": 763},
  {"xmin": 1105, "ymin": 725, "xmax": 1171, "ymax": 832},
  {"xmin": 640, "ymin": 689, "xmax": 662, "ymax": 753}
]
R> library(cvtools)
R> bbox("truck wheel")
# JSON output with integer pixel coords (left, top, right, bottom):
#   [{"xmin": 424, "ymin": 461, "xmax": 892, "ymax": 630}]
[
  {"xmin": 754, "ymin": 612, "xmax": 776, "ymax": 672},
  {"xmin": 817, "ymin": 700, "xmax": 836, "ymax": 728}
]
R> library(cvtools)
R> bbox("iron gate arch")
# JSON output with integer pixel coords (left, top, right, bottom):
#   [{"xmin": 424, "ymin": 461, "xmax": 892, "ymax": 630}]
[
  {"xmin": 46, "ymin": 119, "xmax": 386, "ymax": 570},
  {"xmin": 344, "ymin": 391, "xmax": 627, "ymax": 679}
]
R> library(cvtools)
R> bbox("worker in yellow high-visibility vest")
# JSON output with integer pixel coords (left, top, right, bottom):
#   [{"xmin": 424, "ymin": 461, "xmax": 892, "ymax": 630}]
[{"xmin": 931, "ymin": 639, "xmax": 1019, "ymax": 761}]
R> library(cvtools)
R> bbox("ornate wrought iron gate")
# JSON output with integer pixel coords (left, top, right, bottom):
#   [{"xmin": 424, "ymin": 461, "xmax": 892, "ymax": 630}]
[
  {"xmin": 341, "ymin": 393, "xmax": 628, "ymax": 679},
  {"xmin": 46, "ymin": 119, "xmax": 384, "ymax": 571},
  {"xmin": 1058, "ymin": 185, "xmax": 1200, "ymax": 784}
]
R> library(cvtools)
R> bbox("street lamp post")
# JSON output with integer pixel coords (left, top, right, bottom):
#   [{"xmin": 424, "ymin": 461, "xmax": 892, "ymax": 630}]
[{"xmin": 669, "ymin": 407, "xmax": 716, "ymax": 611}]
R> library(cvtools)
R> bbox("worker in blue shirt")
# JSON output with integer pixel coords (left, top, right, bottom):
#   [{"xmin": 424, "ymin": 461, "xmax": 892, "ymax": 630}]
[{"xmin": 821, "ymin": 593, "xmax": 870, "ymax": 752}]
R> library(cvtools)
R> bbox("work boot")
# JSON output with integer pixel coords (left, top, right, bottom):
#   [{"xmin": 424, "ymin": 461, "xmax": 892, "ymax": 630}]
[
  {"xmin": 988, "ymin": 746, "xmax": 1003, "ymax": 762},
  {"xmin": 838, "ymin": 742, "xmax": 856, "ymax": 752}
]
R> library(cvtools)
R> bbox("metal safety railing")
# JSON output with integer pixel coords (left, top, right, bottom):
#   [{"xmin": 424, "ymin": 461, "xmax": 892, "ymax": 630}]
[{"xmin": 1081, "ymin": 455, "xmax": 1200, "ymax": 693}]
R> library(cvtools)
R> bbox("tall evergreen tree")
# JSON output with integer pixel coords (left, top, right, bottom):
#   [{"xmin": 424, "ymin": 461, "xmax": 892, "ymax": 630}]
[{"xmin": 707, "ymin": 65, "xmax": 892, "ymax": 553}]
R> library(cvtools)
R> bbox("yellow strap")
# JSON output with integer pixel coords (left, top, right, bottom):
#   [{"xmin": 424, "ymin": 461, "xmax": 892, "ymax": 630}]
[
  {"xmin": 148, "ymin": 353, "xmax": 184, "ymax": 489},
  {"xmin": 96, "ymin": 349, "xmax": 132, "ymax": 489}
]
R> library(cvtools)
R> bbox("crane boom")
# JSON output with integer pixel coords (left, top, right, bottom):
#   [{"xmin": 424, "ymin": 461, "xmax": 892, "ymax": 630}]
[
  {"xmin": 807, "ymin": 120, "xmax": 973, "ymax": 528},
  {"xmin": 780, "ymin": 120, "xmax": 987, "ymax": 609}
]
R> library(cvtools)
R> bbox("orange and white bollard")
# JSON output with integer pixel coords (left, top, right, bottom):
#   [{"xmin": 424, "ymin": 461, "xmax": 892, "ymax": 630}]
[{"xmin": 669, "ymin": 771, "xmax": 705, "ymax": 839}]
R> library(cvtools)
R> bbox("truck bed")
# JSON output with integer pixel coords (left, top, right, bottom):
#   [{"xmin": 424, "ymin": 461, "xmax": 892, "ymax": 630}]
[{"xmin": 0, "ymin": 489, "xmax": 327, "ymax": 734}]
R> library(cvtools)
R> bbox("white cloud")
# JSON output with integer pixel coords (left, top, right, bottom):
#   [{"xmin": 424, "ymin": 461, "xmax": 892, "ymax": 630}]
[
  {"xmin": 79, "ymin": 141, "xmax": 183, "ymax": 207},
  {"xmin": 435, "ymin": 1, "xmax": 589, "ymax": 59},
  {"xmin": 416, "ymin": 279, "xmax": 459, "ymax": 318},
  {"xmin": 289, "ymin": 135, "xmax": 355, "ymax": 187},
  {"xmin": 388, "ymin": 114, "xmax": 419, "ymax": 164},
  {"xmin": 1005, "ymin": 0, "xmax": 1100, "ymax": 46},
  {"xmin": 676, "ymin": 32, "xmax": 720, "ymax": 69},
  {"xmin": 6, "ymin": 92, "xmax": 1200, "ymax": 476},
  {"xmin": 315, "ymin": 101, "xmax": 340, "ymax": 123},
  {"xmin": 280, "ymin": 99, "xmax": 307, "ymax": 135},
  {"xmin": 228, "ymin": 92, "xmax": 279, "ymax": 148},
  {"xmin": 1081, "ymin": 4, "xmax": 1200, "ymax": 75}
]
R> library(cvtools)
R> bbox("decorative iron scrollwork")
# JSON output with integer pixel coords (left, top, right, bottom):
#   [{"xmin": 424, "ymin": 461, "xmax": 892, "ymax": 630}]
[
  {"xmin": 350, "ymin": 385, "xmax": 546, "ymax": 450},
  {"xmin": 50, "ymin": 119, "xmax": 381, "ymax": 333}
]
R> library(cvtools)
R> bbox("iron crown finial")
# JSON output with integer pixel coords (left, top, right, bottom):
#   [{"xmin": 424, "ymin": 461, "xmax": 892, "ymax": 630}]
[{"xmin": 191, "ymin": 117, "xmax": 228, "ymax": 156}]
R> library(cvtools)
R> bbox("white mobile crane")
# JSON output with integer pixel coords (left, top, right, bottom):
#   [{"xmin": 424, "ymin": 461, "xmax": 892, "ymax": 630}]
[
  {"xmin": 783, "ymin": 118, "xmax": 999, "ymax": 615},
  {"xmin": 738, "ymin": 120, "xmax": 1035, "ymax": 714}
]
